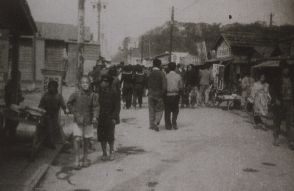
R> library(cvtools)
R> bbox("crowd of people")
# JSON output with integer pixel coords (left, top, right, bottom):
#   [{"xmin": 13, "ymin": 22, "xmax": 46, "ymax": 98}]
[
  {"xmin": 2, "ymin": 56, "xmax": 293, "ymax": 170},
  {"xmin": 146, "ymin": 58, "xmax": 294, "ymax": 151}
]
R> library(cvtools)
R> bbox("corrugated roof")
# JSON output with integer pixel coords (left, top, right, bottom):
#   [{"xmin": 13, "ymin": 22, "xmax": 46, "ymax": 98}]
[
  {"xmin": 221, "ymin": 32, "xmax": 277, "ymax": 47},
  {"xmin": 36, "ymin": 22, "xmax": 92, "ymax": 42},
  {"xmin": 214, "ymin": 32, "xmax": 277, "ymax": 58}
]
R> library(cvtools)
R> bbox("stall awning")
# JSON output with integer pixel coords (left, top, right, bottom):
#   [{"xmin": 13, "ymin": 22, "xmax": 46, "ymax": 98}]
[
  {"xmin": 0, "ymin": 0, "xmax": 37, "ymax": 35},
  {"xmin": 253, "ymin": 59, "xmax": 294, "ymax": 68},
  {"xmin": 253, "ymin": 60, "xmax": 279, "ymax": 68},
  {"xmin": 205, "ymin": 57, "xmax": 234, "ymax": 64}
]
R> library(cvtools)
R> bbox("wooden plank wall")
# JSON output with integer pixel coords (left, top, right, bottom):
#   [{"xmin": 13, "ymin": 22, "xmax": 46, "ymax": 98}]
[
  {"xmin": 19, "ymin": 38, "xmax": 33, "ymax": 82},
  {"xmin": 45, "ymin": 40, "xmax": 65, "ymax": 71},
  {"xmin": 35, "ymin": 39, "xmax": 45, "ymax": 82}
]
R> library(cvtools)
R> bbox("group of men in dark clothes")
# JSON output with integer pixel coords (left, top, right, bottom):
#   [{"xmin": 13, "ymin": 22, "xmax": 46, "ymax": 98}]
[{"xmin": 121, "ymin": 64, "xmax": 147, "ymax": 109}]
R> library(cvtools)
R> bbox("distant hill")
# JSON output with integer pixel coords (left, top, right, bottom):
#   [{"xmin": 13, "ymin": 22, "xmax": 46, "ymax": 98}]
[{"xmin": 112, "ymin": 21, "xmax": 294, "ymax": 62}]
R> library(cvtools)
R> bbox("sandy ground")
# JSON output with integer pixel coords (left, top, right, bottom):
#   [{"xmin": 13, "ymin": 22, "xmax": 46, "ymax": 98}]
[{"xmin": 37, "ymin": 104, "xmax": 294, "ymax": 191}]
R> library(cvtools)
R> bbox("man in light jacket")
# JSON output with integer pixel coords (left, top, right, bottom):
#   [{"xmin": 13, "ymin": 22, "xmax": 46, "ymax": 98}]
[{"xmin": 165, "ymin": 62, "xmax": 183, "ymax": 130}]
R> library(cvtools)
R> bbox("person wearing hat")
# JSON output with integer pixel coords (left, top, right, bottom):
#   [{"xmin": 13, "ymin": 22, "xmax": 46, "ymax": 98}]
[
  {"xmin": 121, "ymin": 65, "xmax": 134, "ymax": 109},
  {"xmin": 89, "ymin": 58, "xmax": 107, "ymax": 92},
  {"xmin": 108, "ymin": 65, "xmax": 121, "ymax": 124},
  {"xmin": 133, "ymin": 65, "xmax": 147, "ymax": 108},
  {"xmin": 98, "ymin": 74, "xmax": 120, "ymax": 161}
]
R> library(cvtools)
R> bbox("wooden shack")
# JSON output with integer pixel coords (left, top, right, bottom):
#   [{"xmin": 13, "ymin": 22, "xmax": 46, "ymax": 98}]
[
  {"xmin": 212, "ymin": 32, "xmax": 277, "ymax": 90},
  {"xmin": 0, "ymin": 0, "xmax": 37, "ymax": 97},
  {"xmin": 18, "ymin": 22, "xmax": 100, "ymax": 88}
]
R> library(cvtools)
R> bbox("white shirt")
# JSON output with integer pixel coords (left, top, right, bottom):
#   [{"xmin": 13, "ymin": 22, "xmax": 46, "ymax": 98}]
[{"xmin": 166, "ymin": 71, "xmax": 183, "ymax": 95}]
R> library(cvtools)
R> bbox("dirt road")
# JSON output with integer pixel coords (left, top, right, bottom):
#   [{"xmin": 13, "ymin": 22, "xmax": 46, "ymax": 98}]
[{"xmin": 38, "ymin": 107, "xmax": 294, "ymax": 191}]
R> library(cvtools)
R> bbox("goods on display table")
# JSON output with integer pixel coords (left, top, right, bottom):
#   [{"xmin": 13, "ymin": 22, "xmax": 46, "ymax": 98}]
[
  {"xmin": 0, "ymin": 104, "xmax": 45, "ymax": 126},
  {"xmin": 215, "ymin": 94, "xmax": 242, "ymax": 110}
]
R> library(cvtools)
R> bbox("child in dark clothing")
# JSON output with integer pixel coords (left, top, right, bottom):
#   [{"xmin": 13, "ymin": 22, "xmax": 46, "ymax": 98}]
[
  {"xmin": 98, "ymin": 74, "xmax": 120, "ymax": 161},
  {"xmin": 34, "ymin": 81, "xmax": 68, "ymax": 152}
]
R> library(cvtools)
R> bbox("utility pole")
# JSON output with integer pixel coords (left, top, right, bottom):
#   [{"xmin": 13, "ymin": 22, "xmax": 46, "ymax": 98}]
[
  {"xmin": 141, "ymin": 36, "xmax": 144, "ymax": 63},
  {"xmin": 97, "ymin": 0, "xmax": 102, "ymax": 57},
  {"xmin": 148, "ymin": 39, "xmax": 151, "ymax": 59},
  {"xmin": 77, "ymin": 0, "xmax": 85, "ymax": 82},
  {"xmin": 169, "ymin": 6, "xmax": 174, "ymax": 62},
  {"xmin": 270, "ymin": 13, "xmax": 274, "ymax": 27}
]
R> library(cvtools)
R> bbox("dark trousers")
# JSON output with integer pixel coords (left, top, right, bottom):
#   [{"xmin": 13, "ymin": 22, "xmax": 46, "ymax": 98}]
[
  {"xmin": 182, "ymin": 87, "xmax": 190, "ymax": 106},
  {"xmin": 273, "ymin": 101, "xmax": 294, "ymax": 141},
  {"xmin": 123, "ymin": 87, "xmax": 133, "ymax": 109},
  {"xmin": 98, "ymin": 116, "xmax": 115, "ymax": 143},
  {"xmin": 33, "ymin": 114, "xmax": 60, "ymax": 150},
  {"xmin": 148, "ymin": 96, "xmax": 164, "ymax": 128},
  {"xmin": 164, "ymin": 95, "xmax": 180, "ymax": 129},
  {"xmin": 254, "ymin": 116, "xmax": 262, "ymax": 125},
  {"xmin": 133, "ymin": 85, "xmax": 144, "ymax": 108},
  {"xmin": 4, "ymin": 119, "xmax": 19, "ymax": 139}
]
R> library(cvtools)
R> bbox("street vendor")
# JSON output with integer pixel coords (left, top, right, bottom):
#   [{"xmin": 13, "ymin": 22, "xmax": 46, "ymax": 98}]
[
  {"xmin": 35, "ymin": 80, "xmax": 68, "ymax": 150},
  {"xmin": 4, "ymin": 70, "xmax": 24, "ymax": 142}
]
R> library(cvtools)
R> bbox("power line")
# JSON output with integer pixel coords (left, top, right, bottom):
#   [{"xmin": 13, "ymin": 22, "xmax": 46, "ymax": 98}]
[{"xmin": 177, "ymin": 0, "xmax": 200, "ymax": 15}]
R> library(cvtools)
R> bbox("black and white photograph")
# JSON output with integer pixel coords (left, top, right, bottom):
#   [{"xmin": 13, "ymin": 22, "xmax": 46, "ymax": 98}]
[{"xmin": 0, "ymin": 0, "xmax": 294, "ymax": 190}]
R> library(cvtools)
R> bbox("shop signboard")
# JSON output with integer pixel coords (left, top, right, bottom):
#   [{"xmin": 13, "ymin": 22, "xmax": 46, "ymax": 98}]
[
  {"xmin": 212, "ymin": 64, "xmax": 225, "ymax": 90},
  {"xmin": 216, "ymin": 41, "xmax": 230, "ymax": 58}
]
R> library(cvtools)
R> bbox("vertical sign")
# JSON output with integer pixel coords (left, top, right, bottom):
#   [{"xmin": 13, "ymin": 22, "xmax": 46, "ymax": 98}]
[
  {"xmin": 213, "ymin": 64, "xmax": 225, "ymax": 90},
  {"xmin": 196, "ymin": 41, "xmax": 208, "ymax": 63}
]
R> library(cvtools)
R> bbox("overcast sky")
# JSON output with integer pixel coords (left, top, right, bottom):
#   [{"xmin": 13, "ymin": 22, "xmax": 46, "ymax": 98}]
[{"xmin": 27, "ymin": 0, "xmax": 294, "ymax": 58}]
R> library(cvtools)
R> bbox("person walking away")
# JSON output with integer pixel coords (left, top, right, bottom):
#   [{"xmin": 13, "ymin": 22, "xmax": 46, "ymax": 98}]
[
  {"xmin": 199, "ymin": 65, "xmax": 213, "ymax": 106},
  {"xmin": 121, "ymin": 65, "xmax": 134, "ymax": 109},
  {"xmin": 4, "ymin": 70, "xmax": 24, "ymax": 142},
  {"xmin": 271, "ymin": 64, "xmax": 294, "ymax": 149},
  {"xmin": 109, "ymin": 66, "xmax": 121, "ymax": 124},
  {"xmin": 250, "ymin": 74, "xmax": 271, "ymax": 129},
  {"xmin": 98, "ymin": 74, "xmax": 120, "ymax": 161},
  {"xmin": 165, "ymin": 62, "xmax": 183, "ymax": 130},
  {"xmin": 182, "ymin": 65, "xmax": 191, "ymax": 107},
  {"xmin": 176, "ymin": 64, "xmax": 186, "ymax": 108},
  {"xmin": 148, "ymin": 59, "xmax": 167, "ymax": 131},
  {"xmin": 67, "ymin": 76, "xmax": 99, "ymax": 169},
  {"xmin": 133, "ymin": 65, "xmax": 146, "ymax": 108},
  {"xmin": 34, "ymin": 81, "xmax": 68, "ymax": 153},
  {"xmin": 89, "ymin": 58, "xmax": 107, "ymax": 92},
  {"xmin": 241, "ymin": 74, "xmax": 251, "ymax": 111},
  {"xmin": 185, "ymin": 65, "xmax": 198, "ymax": 108}
]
